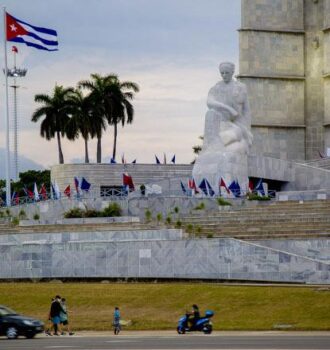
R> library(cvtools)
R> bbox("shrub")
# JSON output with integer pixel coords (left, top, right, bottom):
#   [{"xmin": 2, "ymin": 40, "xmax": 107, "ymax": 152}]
[
  {"xmin": 101, "ymin": 203, "xmax": 122, "ymax": 217},
  {"xmin": 18, "ymin": 209, "xmax": 27, "ymax": 219},
  {"xmin": 0, "ymin": 211, "xmax": 3, "ymax": 218},
  {"xmin": 174, "ymin": 206, "xmax": 179, "ymax": 214},
  {"xmin": 12, "ymin": 216, "xmax": 19, "ymax": 226},
  {"xmin": 84, "ymin": 209, "xmax": 100, "ymax": 218},
  {"xmin": 33, "ymin": 213, "xmax": 40, "ymax": 220},
  {"xmin": 206, "ymin": 233, "xmax": 214, "ymax": 238},
  {"xmin": 247, "ymin": 193, "xmax": 271, "ymax": 201},
  {"xmin": 156, "ymin": 213, "xmax": 163, "ymax": 223},
  {"xmin": 194, "ymin": 202, "xmax": 205, "ymax": 210},
  {"xmin": 186, "ymin": 223, "xmax": 194, "ymax": 234},
  {"xmin": 175, "ymin": 220, "xmax": 182, "ymax": 228},
  {"xmin": 64, "ymin": 208, "xmax": 84, "ymax": 218},
  {"xmin": 196, "ymin": 225, "xmax": 202, "ymax": 234},
  {"xmin": 5, "ymin": 209, "xmax": 11, "ymax": 217},
  {"xmin": 217, "ymin": 197, "xmax": 232, "ymax": 206},
  {"xmin": 145, "ymin": 209, "xmax": 152, "ymax": 223},
  {"xmin": 165, "ymin": 216, "xmax": 172, "ymax": 225}
]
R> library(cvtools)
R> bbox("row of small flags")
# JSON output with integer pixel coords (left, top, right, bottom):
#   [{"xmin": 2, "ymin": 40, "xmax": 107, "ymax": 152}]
[
  {"xmin": 110, "ymin": 154, "xmax": 176, "ymax": 165},
  {"xmin": 180, "ymin": 178, "xmax": 266, "ymax": 197},
  {"xmin": 11, "ymin": 177, "xmax": 92, "ymax": 203}
]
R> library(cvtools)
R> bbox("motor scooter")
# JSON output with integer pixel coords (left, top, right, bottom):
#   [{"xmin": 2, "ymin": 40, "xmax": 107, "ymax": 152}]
[{"xmin": 177, "ymin": 310, "xmax": 214, "ymax": 334}]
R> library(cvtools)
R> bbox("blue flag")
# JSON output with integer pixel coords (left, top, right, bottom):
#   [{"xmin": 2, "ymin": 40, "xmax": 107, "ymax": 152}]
[
  {"xmin": 180, "ymin": 181, "xmax": 187, "ymax": 194},
  {"xmin": 155, "ymin": 155, "xmax": 161, "ymax": 164},
  {"xmin": 228, "ymin": 180, "xmax": 241, "ymax": 197},
  {"xmin": 6, "ymin": 12, "xmax": 58, "ymax": 51},
  {"xmin": 110, "ymin": 158, "xmax": 117, "ymax": 164},
  {"xmin": 199, "ymin": 179, "xmax": 208, "ymax": 195},
  {"xmin": 171, "ymin": 155, "xmax": 176, "ymax": 164},
  {"xmin": 132, "ymin": 159, "xmax": 137, "ymax": 164},
  {"xmin": 80, "ymin": 177, "xmax": 91, "ymax": 191}
]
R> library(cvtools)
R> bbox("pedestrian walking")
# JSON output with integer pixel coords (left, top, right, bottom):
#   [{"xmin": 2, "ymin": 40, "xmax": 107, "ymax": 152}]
[
  {"xmin": 50, "ymin": 295, "xmax": 66, "ymax": 335},
  {"xmin": 60, "ymin": 298, "xmax": 74, "ymax": 336},
  {"xmin": 113, "ymin": 307, "xmax": 121, "ymax": 335}
]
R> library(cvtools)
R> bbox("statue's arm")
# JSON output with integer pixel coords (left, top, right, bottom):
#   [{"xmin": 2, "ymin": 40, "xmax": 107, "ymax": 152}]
[{"xmin": 207, "ymin": 89, "xmax": 238, "ymax": 117}]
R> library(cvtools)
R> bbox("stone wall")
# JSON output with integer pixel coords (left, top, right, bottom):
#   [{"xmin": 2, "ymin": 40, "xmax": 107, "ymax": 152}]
[
  {"xmin": 0, "ymin": 235, "xmax": 328, "ymax": 284},
  {"xmin": 252, "ymin": 239, "xmax": 330, "ymax": 263}
]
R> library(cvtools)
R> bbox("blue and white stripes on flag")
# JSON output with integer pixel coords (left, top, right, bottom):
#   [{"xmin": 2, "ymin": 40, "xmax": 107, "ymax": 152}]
[
  {"xmin": 255, "ymin": 178, "xmax": 265, "ymax": 196},
  {"xmin": 199, "ymin": 178, "xmax": 215, "ymax": 196},
  {"xmin": 180, "ymin": 181, "xmax": 187, "ymax": 194},
  {"xmin": 155, "ymin": 155, "xmax": 161, "ymax": 164},
  {"xmin": 110, "ymin": 157, "xmax": 117, "ymax": 164},
  {"xmin": 6, "ymin": 12, "xmax": 58, "ymax": 51},
  {"xmin": 171, "ymin": 155, "xmax": 176, "ymax": 164},
  {"xmin": 80, "ymin": 177, "xmax": 91, "ymax": 191}
]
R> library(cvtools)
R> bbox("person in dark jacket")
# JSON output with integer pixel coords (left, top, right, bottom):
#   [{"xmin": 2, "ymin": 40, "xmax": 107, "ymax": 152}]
[
  {"xmin": 188, "ymin": 304, "xmax": 200, "ymax": 329},
  {"xmin": 50, "ymin": 295, "xmax": 66, "ymax": 335}
]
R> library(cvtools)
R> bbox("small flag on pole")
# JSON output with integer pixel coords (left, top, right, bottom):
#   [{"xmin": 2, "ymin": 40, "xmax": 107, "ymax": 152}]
[
  {"xmin": 64, "ymin": 185, "xmax": 71, "ymax": 198},
  {"xmin": 220, "ymin": 177, "xmax": 230, "ymax": 195},
  {"xmin": 163, "ymin": 153, "xmax": 167, "ymax": 164},
  {"xmin": 110, "ymin": 157, "xmax": 117, "ymax": 164},
  {"xmin": 188, "ymin": 178, "xmax": 199, "ymax": 193},
  {"xmin": 123, "ymin": 173, "xmax": 135, "ymax": 190},
  {"xmin": 11, "ymin": 45, "xmax": 18, "ymax": 53},
  {"xmin": 6, "ymin": 12, "xmax": 58, "ymax": 51},
  {"xmin": 180, "ymin": 181, "xmax": 187, "ymax": 194},
  {"xmin": 39, "ymin": 183, "xmax": 48, "ymax": 200},
  {"xmin": 171, "ymin": 155, "xmax": 176, "ymax": 164},
  {"xmin": 121, "ymin": 154, "xmax": 125, "ymax": 164},
  {"xmin": 255, "ymin": 179, "xmax": 265, "ymax": 196},
  {"xmin": 132, "ymin": 159, "xmax": 136, "ymax": 164},
  {"xmin": 80, "ymin": 177, "xmax": 91, "ymax": 192},
  {"xmin": 74, "ymin": 177, "xmax": 80, "ymax": 194},
  {"xmin": 33, "ymin": 182, "xmax": 40, "ymax": 201},
  {"xmin": 155, "ymin": 155, "xmax": 161, "ymax": 164}
]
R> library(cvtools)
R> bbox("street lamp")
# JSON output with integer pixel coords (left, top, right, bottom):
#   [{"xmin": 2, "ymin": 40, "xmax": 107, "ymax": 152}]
[{"xmin": 3, "ymin": 46, "xmax": 27, "ymax": 181}]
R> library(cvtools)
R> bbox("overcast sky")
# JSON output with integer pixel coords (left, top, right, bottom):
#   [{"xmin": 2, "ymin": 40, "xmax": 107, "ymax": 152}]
[{"xmin": 0, "ymin": 0, "xmax": 241, "ymax": 169}]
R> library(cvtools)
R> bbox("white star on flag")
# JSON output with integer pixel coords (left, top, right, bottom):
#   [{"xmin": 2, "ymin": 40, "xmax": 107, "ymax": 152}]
[{"xmin": 10, "ymin": 23, "xmax": 17, "ymax": 32}]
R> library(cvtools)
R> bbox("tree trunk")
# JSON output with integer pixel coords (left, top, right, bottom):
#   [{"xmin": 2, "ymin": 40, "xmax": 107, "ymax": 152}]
[
  {"xmin": 84, "ymin": 138, "xmax": 89, "ymax": 163},
  {"xmin": 97, "ymin": 136, "xmax": 102, "ymax": 163},
  {"xmin": 112, "ymin": 123, "xmax": 118, "ymax": 160},
  {"xmin": 56, "ymin": 131, "xmax": 64, "ymax": 164}
]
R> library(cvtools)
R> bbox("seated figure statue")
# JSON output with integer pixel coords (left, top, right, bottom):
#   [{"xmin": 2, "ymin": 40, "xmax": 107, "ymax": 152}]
[
  {"xmin": 192, "ymin": 62, "xmax": 253, "ymax": 194},
  {"xmin": 203, "ymin": 61, "xmax": 252, "ymax": 154}
]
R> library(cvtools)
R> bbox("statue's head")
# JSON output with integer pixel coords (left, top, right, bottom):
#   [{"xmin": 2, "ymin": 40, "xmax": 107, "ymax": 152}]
[{"xmin": 219, "ymin": 62, "xmax": 235, "ymax": 83}]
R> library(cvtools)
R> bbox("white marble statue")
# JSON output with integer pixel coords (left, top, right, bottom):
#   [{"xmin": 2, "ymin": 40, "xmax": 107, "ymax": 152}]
[{"xmin": 192, "ymin": 62, "xmax": 253, "ymax": 195}]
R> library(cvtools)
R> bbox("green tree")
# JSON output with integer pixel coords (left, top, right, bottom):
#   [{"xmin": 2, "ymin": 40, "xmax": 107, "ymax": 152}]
[
  {"xmin": 79, "ymin": 74, "xmax": 139, "ymax": 161},
  {"xmin": 65, "ymin": 88, "xmax": 94, "ymax": 163},
  {"xmin": 31, "ymin": 85, "xmax": 74, "ymax": 164},
  {"xmin": 78, "ymin": 74, "xmax": 113, "ymax": 163},
  {"xmin": 105, "ymin": 76, "xmax": 139, "ymax": 159}
]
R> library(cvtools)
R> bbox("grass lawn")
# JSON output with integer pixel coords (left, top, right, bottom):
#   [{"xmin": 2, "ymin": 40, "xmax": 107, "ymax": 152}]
[{"xmin": 1, "ymin": 282, "xmax": 329, "ymax": 331}]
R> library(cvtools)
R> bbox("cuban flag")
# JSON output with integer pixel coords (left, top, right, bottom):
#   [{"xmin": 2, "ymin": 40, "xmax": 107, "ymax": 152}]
[
  {"xmin": 188, "ymin": 178, "xmax": 199, "ymax": 194},
  {"xmin": 6, "ymin": 13, "xmax": 58, "ymax": 51},
  {"xmin": 199, "ymin": 178, "xmax": 215, "ymax": 196},
  {"xmin": 155, "ymin": 155, "xmax": 161, "ymax": 164},
  {"xmin": 11, "ymin": 191, "xmax": 19, "ymax": 205},
  {"xmin": 74, "ymin": 177, "xmax": 80, "ymax": 194},
  {"xmin": 34, "ymin": 182, "xmax": 40, "ymax": 201},
  {"xmin": 171, "ymin": 155, "xmax": 176, "ymax": 164},
  {"xmin": 110, "ymin": 157, "xmax": 117, "ymax": 164}
]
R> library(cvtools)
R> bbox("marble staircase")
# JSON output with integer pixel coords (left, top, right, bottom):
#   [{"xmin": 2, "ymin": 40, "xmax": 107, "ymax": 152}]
[{"xmin": 181, "ymin": 200, "xmax": 330, "ymax": 239}]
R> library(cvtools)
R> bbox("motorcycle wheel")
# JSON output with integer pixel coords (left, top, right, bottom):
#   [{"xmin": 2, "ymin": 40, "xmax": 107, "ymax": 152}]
[
  {"xmin": 203, "ymin": 324, "xmax": 212, "ymax": 334},
  {"xmin": 177, "ymin": 326, "xmax": 185, "ymax": 334}
]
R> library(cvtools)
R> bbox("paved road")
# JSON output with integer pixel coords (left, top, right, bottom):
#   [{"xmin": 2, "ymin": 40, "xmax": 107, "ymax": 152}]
[{"xmin": 0, "ymin": 333, "xmax": 330, "ymax": 350}]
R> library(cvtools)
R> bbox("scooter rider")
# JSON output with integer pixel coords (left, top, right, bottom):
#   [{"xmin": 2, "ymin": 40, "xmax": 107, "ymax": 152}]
[{"xmin": 188, "ymin": 304, "xmax": 200, "ymax": 329}]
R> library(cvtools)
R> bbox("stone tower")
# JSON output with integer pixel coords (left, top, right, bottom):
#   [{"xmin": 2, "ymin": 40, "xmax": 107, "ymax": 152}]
[{"xmin": 239, "ymin": 0, "xmax": 330, "ymax": 160}]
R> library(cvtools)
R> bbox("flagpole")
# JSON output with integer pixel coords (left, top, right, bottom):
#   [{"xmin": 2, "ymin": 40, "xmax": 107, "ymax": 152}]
[{"xmin": 3, "ymin": 7, "xmax": 11, "ymax": 206}]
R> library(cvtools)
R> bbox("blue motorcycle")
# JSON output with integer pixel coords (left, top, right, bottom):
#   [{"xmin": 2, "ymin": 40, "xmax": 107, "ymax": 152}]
[{"xmin": 177, "ymin": 310, "xmax": 214, "ymax": 334}]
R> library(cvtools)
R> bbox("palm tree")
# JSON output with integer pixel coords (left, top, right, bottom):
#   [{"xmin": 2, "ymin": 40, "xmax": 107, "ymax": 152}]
[
  {"xmin": 104, "ymin": 77, "xmax": 139, "ymax": 159},
  {"xmin": 31, "ymin": 85, "xmax": 73, "ymax": 164},
  {"xmin": 66, "ymin": 89, "xmax": 94, "ymax": 163},
  {"xmin": 79, "ymin": 74, "xmax": 139, "ymax": 161},
  {"xmin": 78, "ymin": 74, "xmax": 115, "ymax": 163}
]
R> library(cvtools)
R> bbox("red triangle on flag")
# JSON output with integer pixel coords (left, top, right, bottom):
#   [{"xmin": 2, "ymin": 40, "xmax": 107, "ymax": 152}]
[
  {"xmin": 6, "ymin": 13, "xmax": 28, "ymax": 40},
  {"xmin": 64, "ymin": 185, "xmax": 71, "ymax": 198}
]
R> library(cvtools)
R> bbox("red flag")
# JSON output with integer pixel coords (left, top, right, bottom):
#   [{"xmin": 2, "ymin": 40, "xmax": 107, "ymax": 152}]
[
  {"xmin": 12, "ymin": 45, "xmax": 18, "ymax": 53},
  {"xmin": 220, "ymin": 178, "xmax": 230, "ymax": 194},
  {"xmin": 64, "ymin": 185, "xmax": 71, "ymax": 198},
  {"xmin": 123, "ymin": 173, "xmax": 135, "ymax": 190},
  {"xmin": 39, "ymin": 184, "xmax": 48, "ymax": 200},
  {"xmin": 248, "ymin": 180, "xmax": 254, "ymax": 193},
  {"xmin": 188, "ymin": 178, "xmax": 199, "ymax": 193}
]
